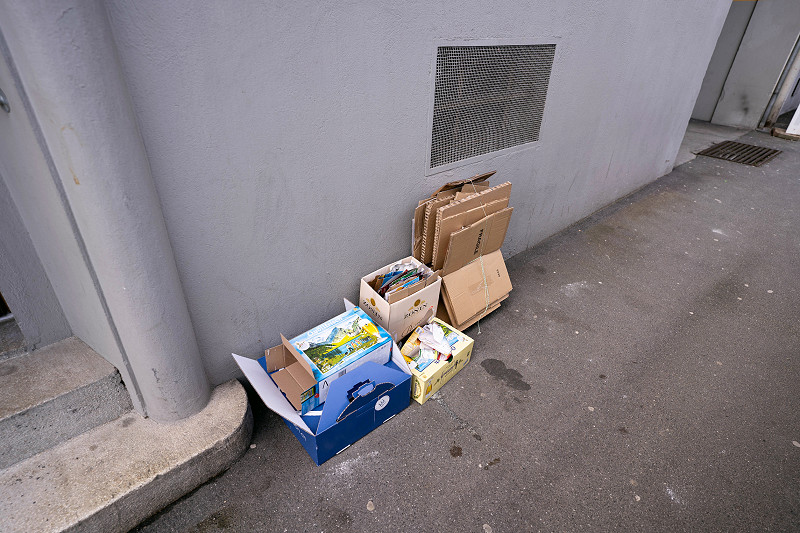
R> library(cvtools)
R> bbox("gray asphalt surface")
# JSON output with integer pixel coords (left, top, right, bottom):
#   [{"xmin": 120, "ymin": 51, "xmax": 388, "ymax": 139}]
[{"xmin": 136, "ymin": 130, "xmax": 800, "ymax": 532}]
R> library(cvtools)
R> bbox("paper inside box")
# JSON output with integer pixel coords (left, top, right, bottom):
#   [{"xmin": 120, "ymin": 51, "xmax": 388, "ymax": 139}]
[{"xmin": 359, "ymin": 256, "xmax": 441, "ymax": 341}]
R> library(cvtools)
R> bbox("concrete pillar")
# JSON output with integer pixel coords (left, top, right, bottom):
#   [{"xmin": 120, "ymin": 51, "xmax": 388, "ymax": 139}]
[{"xmin": 0, "ymin": 0, "xmax": 211, "ymax": 420}]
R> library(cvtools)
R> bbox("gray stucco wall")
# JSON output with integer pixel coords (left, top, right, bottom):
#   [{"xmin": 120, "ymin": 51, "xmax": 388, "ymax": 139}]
[
  {"xmin": 0, "ymin": 34, "xmax": 143, "ymax": 411},
  {"xmin": 692, "ymin": 0, "xmax": 754, "ymax": 122},
  {"xmin": 711, "ymin": 0, "xmax": 800, "ymax": 128},
  {"xmin": 778, "ymin": 68, "xmax": 800, "ymax": 116},
  {"xmin": 106, "ymin": 0, "xmax": 730, "ymax": 383},
  {"xmin": 0, "ymin": 174, "xmax": 71, "ymax": 349}
]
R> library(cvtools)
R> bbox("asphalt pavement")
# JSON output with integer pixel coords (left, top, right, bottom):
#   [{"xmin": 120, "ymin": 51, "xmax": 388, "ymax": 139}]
[{"xmin": 136, "ymin": 129, "xmax": 800, "ymax": 533}]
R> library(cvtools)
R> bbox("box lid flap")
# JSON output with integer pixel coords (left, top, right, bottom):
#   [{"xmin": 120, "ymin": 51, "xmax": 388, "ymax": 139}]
[
  {"xmin": 433, "ymin": 170, "xmax": 495, "ymax": 195},
  {"xmin": 232, "ymin": 353, "xmax": 313, "ymax": 435},
  {"xmin": 281, "ymin": 333, "xmax": 313, "ymax": 375},
  {"xmin": 286, "ymin": 359, "xmax": 317, "ymax": 389}
]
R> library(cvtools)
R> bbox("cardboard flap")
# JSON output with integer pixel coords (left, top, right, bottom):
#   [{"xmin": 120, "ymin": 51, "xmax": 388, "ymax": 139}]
[
  {"xmin": 421, "ymin": 195, "xmax": 455, "ymax": 263},
  {"xmin": 232, "ymin": 353, "xmax": 312, "ymax": 435},
  {"xmin": 281, "ymin": 333, "xmax": 313, "ymax": 375},
  {"xmin": 413, "ymin": 202, "xmax": 431, "ymax": 259},
  {"xmin": 441, "ymin": 207, "xmax": 514, "ymax": 276},
  {"xmin": 287, "ymin": 360, "xmax": 317, "ymax": 390},
  {"xmin": 432, "ymin": 197, "xmax": 510, "ymax": 271},
  {"xmin": 438, "ymin": 291, "xmax": 505, "ymax": 330},
  {"xmin": 386, "ymin": 277, "xmax": 425, "ymax": 304},
  {"xmin": 343, "ymin": 298, "xmax": 355, "ymax": 311},
  {"xmin": 264, "ymin": 343, "xmax": 291, "ymax": 373},
  {"xmin": 441, "ymin": 250, "xmax": 512, "ymax": 325},
  {"xmin": 433, "ymin": 170, "xmax": 496, "ymax": 195},
  {"xmin": 271, "ymin": 367, "xmax": 304, "ymax": 410}
]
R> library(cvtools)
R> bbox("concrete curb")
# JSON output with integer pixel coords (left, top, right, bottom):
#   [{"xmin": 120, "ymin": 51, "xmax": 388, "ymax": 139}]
[{"xmin": 1, "ymin": 379, "xmax": 252, "ymax": 533}]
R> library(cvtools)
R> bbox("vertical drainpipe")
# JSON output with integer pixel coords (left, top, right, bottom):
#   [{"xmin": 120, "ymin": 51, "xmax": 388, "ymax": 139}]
[{"xmin": 1, "ymin": 0, "xmax": 211, "ymax": 421}]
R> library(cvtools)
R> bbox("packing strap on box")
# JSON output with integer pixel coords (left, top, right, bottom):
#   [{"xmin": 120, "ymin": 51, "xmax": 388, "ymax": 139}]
[
  {"xmin": 461, "ymin": 179, "xmax": 491, "ymax": 333},
  {"xmin": 442, "ymin": 233, "xmax": 511, "ymax": 333},
  {"xmin": 472, "ymin": 255, "xmax": 491, "ymax": 334}
]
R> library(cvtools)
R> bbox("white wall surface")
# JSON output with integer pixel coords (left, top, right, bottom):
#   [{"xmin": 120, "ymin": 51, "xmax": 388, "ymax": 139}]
[
  {"xmin": 692, "ymin": 0, "xmax": 754, "ymax": 121},
  {"xmin": 0, "ymin": 175, "xmax": 71, "ymax": 349},
  {"xmin": 0, "ymin": 48, "xmax": 124, "ymax": 364},
  {"xmin": 106, "ymin": 0, "xmax": 730, "ymax": 383},
  {"xmin": 778, "ymin": 68, "xmax": 800, "ymax": 116},
  {"xmin": 711, "ymin": 0, "xmax": 800, "ymax": 128}
]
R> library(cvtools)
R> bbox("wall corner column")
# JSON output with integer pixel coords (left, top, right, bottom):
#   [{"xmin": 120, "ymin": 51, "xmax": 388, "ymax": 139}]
[{"xmin": 1, "ymin": 0, "xmax": 211, "ymax": 421}]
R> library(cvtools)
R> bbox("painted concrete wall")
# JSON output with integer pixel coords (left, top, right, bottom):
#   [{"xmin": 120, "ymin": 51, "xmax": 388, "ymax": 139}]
[
  {"xmin": 711, "ymin": 0, "xmax": 800, "ymax": 128},
  {"xmin": 0, "ymin": 175, "xmax": 71, "ymax": 349},
  {"xmin": 0, "ymin": 34, "xmax": 144, "ymax": 412},
  {"xmin": 692, "ymin": 1, "xmax": 754, "ymax": 122},
  {"xmin": 778, "ymin": 68, "xmax": 800, "ymax": 115},
  {"xmin": 1, "ymin": 1, "xmax": 213, "ymax": 420},
  {"xmin": 105, "ymin": 0, "xmax": 730, "ymax": 384}
]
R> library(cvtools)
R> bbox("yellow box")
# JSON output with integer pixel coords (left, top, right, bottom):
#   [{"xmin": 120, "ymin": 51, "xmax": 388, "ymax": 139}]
[{"xmin": 407, "ymin": 318, "xmax": 474, "ymax": 404}]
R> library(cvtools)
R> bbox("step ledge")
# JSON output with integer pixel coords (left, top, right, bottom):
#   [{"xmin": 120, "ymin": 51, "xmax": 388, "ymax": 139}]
[
  {"xmin": 0, "ymin": 337, "xmax": 118, "ymax": 421},
  {"xmin": 0, "ymin": 379, "xmax": 253, "ymax": 533}
]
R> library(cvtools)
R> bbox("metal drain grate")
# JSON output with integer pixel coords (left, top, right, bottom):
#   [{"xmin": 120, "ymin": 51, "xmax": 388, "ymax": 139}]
[
  {"xmin": 430, "ymin": 44, "xmax": 556, "ymax": 168},
  {"xmin": 696, "ymin": 140, "xmax": 781, "ymax": 167}
]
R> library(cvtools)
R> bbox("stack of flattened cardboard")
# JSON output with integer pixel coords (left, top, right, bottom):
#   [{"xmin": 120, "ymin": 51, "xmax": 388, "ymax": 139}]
[{"xmin": 412, "ymin": 171, "xmax": 513, "ymax": 330}]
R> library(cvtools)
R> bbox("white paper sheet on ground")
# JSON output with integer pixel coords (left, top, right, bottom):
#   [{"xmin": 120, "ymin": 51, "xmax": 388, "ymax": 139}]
[{"xmin": 232, "ymin": 353, "xmax": 312, "ymax": 435}]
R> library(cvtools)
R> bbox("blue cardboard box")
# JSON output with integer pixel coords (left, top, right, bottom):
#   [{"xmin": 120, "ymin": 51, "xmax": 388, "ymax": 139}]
[{"xmin": 233, "ymin": 301, "xmax": 412, "ymax": 465}]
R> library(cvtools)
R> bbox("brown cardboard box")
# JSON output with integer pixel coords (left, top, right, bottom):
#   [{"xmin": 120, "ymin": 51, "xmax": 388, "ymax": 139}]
[
  {"xmin": 359, "ymin": 256, "xmax": 441, "ymax": 341},
  {"xmin": 439, "ymin": 249, "xmax": 512, "ymax": 328}
]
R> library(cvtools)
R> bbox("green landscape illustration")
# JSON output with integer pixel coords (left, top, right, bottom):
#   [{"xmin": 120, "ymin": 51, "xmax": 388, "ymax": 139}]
[{"xmin": 297, "ymin": 317, "xmax": 381, "ymax": 374}]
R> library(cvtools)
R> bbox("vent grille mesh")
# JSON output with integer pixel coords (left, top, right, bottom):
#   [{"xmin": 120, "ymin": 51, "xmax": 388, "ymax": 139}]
[{"xmin": 430, "ymin": 44, "xmax": 556, "ymax": 168}]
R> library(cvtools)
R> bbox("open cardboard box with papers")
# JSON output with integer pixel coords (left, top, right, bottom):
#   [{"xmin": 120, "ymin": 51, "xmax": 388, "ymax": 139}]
[
  {"xmin": 401, "ymin": 317, "xmax": 475, "ymax": 404},
  {"xmin": 233, "ymin": 300, "xmax": 412, "ymax": 466},
  {"xmin": 359, "ymin": 256, "xmax": 441, "ymax": 342}
]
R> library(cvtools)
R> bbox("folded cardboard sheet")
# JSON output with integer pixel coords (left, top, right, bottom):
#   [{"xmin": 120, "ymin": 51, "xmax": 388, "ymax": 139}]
[
  {"xmin": 436, "ymin": 295, "xmax": 506, "ymax": 331},
  {"xmin": 431, "ymin": 182, "xmax": 512, "ymax": 270},
  {"xmin": 441, "ymin": 207, "xmax": 513, "ymax": 276},
  {"xmin": 413, "ymin": 171, "xmax": 495, "ymax": 261}
]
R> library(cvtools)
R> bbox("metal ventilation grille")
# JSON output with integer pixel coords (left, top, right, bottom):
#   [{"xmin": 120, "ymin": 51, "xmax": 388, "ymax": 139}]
[{"xmin": 430, "ymin": 44, "xmax": 556, "ymax": 168}]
